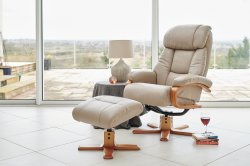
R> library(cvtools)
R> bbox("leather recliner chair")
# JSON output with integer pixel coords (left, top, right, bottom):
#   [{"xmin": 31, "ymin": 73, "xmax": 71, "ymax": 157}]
[{"xmin": 124, "ymin": 24, "xmax": 213, "ymax": 141}]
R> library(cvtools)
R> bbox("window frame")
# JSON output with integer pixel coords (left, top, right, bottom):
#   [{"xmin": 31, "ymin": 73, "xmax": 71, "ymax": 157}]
[{"xmin": 0, "ymin": 0, "xmax": 249, "ymax": 107}]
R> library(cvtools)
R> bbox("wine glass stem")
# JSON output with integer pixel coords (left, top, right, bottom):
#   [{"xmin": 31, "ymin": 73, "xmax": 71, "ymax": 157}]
[{"xmin": 205, "ymin": 125, "xmax": 207, "ymax": 133}]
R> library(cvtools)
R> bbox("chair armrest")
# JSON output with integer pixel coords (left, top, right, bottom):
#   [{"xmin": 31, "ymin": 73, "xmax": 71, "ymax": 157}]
[
  {"xmin": 124, "ymin": 83, "xmax": 171, "ymax": 106},
  {"xmin": 171, "ymin": 75, "xmax": 212, "ymax": 109},
  {"xmin": 172, "ymin": 75, "xmax": 212, "ymax": 92},
  {"xmin": 128, "ymin": 71, "xmax": 157, "ymax": 84}
]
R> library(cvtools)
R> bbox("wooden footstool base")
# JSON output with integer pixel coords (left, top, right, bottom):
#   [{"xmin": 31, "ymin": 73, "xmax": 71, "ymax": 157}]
[{"xmin": 78, "ymin": 129, "xmax": 140, "ymax": 159}]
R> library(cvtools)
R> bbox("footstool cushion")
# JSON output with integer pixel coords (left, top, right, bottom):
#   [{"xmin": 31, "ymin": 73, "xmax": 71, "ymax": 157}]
[{"xmin": 72, "ymin": 95, "xmax": 143, "ymax": 129}]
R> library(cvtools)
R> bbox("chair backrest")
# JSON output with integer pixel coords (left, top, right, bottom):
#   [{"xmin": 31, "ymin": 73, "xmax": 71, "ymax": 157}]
[{"xmin": 154, "ymin": 25, "xmax": 213, "ymax": 86}]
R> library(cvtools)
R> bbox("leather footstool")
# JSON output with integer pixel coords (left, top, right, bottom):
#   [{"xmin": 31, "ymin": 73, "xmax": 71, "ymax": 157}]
[{"xmin": 72, "ymin": 95, "xmax": 143, "ymax": 159}]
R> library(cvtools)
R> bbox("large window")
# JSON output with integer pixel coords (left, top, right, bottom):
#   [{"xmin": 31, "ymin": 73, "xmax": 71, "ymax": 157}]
[
  {"xmin": 159, "ymin": 0, "xmax": 250, "ymax": 102},
  {"xmin": 0, "ymin": 0, "xmax": 250, "ymax": 104},
  {"xmin": 0, "ymin": 0, "xmax": 36, "ymax": 100},
  {"xmin": 43, "ymin": 0, "xmax": 151, "ymax": 100}
]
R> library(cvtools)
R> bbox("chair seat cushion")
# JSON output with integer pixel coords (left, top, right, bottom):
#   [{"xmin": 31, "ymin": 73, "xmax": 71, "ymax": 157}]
[
  {"xmin": 124, "ymin": 83, "xmax": 171, "ymax": 107},
  {"xmin": 72, "ymin": 95, "xmax": 143, "ymax": 129}
]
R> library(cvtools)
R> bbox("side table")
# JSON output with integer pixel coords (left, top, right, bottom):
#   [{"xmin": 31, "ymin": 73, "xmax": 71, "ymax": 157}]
[{"xmin": 92, "ymin": 81, "xmax": 142, "ymax": 129}]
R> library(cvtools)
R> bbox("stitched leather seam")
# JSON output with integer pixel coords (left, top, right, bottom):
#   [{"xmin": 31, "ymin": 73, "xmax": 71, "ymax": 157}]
[
  {"xmin": 192, "ymin": 25, "xmax": 202, "ymax": 49},
  {"xmin": 188, "ymin": 50, "xmax": 196, "ymax": 74}
]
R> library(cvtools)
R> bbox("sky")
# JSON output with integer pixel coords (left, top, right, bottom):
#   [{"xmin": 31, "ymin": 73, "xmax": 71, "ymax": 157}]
[
  {"xmin": 1, "ymin": 0, "xmax": 250, "ymax": 41},
  {"xmin": 159, "ymin": 0, "xmax": 250, "ymax": 41}
]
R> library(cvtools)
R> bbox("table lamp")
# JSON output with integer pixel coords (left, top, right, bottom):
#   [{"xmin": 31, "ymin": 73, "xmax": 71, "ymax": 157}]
[{"xmin": 108, "ymin": 40, "xmax": 133, "ymax": 82}]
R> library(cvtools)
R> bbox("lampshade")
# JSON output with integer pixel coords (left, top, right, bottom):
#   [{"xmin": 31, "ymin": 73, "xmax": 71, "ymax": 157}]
[{"xmin": 108, "ymin": 40, "xmax": 133, "ymax": 58}]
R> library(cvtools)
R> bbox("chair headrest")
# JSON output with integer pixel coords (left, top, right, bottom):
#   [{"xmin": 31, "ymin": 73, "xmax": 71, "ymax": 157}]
[{"xmin": 163, "ymin": 25, "xmax": 212, "ymax": 50}]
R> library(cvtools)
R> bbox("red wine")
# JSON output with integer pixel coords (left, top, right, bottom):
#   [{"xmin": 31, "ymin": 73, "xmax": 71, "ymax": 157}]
[{"xmin": 201, "ymin": 117, "xmax": 210, "ymax": 126}]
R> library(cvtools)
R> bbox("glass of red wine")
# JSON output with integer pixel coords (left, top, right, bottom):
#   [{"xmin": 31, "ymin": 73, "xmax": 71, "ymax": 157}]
[{"xmin": 200, "ymin": 111, "xmax": 210, "ymax": 134}]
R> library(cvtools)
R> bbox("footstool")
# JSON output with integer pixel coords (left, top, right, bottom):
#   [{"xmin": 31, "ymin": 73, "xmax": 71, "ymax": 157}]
[{"xmin": 72, "ymin": 95, "xmax": 143, "ymax": 159}]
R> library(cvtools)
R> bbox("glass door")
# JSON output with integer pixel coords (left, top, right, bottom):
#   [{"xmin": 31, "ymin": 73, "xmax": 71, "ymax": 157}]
[
  {"xmin": 0, "ymin": 0, "xmax": 36, "ymax": 100},
  {"xmin": 43, "ymin": 0, "xmax": 151, "ymax": 101}
]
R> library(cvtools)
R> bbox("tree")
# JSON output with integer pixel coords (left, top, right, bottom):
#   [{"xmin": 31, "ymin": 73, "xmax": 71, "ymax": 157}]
[
  {"xmin": 243, "ymin": 37, "xmax": 250, "ymax": 58},
  {"xmin": 227, "ymin": 37, "xmax": 249, "ymax": 68}
]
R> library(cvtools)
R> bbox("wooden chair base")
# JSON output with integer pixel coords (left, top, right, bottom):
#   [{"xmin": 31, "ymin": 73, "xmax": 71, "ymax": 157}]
[
  {"xmin": 133, "ymin": 115, "xmax": 193, "ymax": 141},
  {"xmin": 78, "ymin": 129, "xmax": 140, "ymax": 159}
]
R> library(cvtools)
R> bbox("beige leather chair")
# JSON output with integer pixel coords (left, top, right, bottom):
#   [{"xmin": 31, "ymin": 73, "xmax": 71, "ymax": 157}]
[{"xmin": 124, "ymin": 25, "xmax": 213, "ymax": 141}]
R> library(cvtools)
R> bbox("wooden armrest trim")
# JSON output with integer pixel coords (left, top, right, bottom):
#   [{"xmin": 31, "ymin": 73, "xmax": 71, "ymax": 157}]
[{"xmin": 171, "ymin": 83, "xmax": 211, "ymax": 109}]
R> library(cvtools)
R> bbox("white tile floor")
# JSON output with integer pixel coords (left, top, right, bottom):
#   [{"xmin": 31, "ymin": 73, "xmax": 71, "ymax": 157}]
[{"xmin": 0, "ymin": 106, "xmax": 249, "ymax": 166}]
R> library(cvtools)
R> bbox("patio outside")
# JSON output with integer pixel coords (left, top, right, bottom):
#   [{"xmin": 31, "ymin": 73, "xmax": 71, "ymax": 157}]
[
  {"xmin": 9, "ymin": 68, "xmax": 250, "ymax": 102},
  {"xmin": 1, "ymin": 38, "xmax": 250, "ymax": 102}
]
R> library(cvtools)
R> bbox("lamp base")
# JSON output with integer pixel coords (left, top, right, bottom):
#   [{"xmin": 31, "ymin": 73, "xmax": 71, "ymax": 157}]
[{"xmin": 111, "ymin": 59, "xmax": 131, "ymax": 82}]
